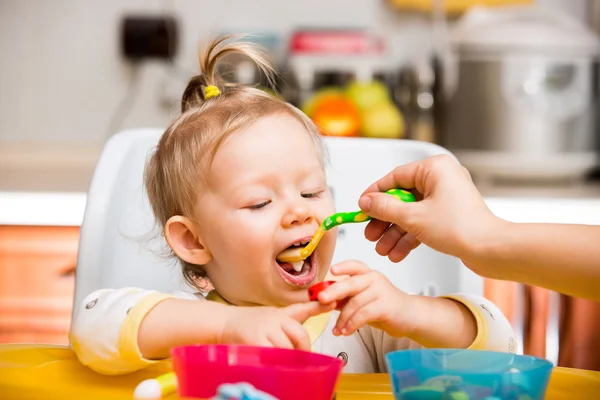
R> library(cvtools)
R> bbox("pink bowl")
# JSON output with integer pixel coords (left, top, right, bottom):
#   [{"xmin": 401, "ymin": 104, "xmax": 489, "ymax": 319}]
[{"xmin": 171, "ymin": 344, "xmax": 343, "ymax": 400}]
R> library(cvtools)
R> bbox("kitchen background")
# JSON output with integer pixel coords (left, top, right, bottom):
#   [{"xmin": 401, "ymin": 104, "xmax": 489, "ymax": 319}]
[{"xmin": 1, "ymin": 0, "xmax": 600, "ymax": 372}]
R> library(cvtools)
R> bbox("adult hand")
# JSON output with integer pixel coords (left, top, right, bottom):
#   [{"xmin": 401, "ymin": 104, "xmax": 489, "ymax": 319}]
[{"xmin": 358, "ymin": 155, "xmax": 501, "ymax": 262}]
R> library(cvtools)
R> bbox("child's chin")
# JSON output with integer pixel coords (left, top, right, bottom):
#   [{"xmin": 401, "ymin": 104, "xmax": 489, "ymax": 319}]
[{"xmin": 273, "ymin": 288, "xmax": 311, "ymax": 306}]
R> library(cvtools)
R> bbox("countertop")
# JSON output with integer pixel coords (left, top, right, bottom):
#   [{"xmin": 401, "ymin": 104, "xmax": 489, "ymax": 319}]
[
  {"xmin": 0, "ymin": 142, "xmax": 99, "ymax": 226},
  {"xmin": 0, "ymin": 142, "xmax": 101, "ymax": 193},
  {"xmin": 3, "ymin": 142, "xmax": 600, "ymax": 226},
  {"xmin": 4, "ymin": 183, "xmax": 600, "ymax": 227}
]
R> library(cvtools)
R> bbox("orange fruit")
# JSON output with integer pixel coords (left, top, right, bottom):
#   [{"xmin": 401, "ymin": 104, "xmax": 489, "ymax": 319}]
[
  {"xmin": 301, "ymin": 87, "xmax": 344, "ymax": 117},
  {"xmin": 311, "ymin": 96, "xmax": 360, "ymax": 137}
]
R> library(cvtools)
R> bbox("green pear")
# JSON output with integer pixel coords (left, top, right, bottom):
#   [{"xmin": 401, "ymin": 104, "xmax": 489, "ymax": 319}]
[
  {"xmin": 360, "ymin": 102, "xmax": 405, "ymax": 139},
  {"xmin": 346, "ymin": 80, "xmax": 390, "ymax": 112}
]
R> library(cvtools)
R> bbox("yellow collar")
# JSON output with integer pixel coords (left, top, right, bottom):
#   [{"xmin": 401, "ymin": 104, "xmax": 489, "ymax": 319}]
[{"xmin": 206, "ymin": 291, "xmax": 331, "ymax": 346}]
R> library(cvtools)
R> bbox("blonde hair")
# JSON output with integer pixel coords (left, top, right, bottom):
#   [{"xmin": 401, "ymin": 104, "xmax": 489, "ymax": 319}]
[{"xmin": 144, "ymin": 35, "xmax": 324, "ymax": 289}]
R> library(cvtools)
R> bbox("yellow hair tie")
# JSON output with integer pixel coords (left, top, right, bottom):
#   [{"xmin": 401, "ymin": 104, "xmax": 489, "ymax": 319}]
[{"xmin": 205, "ymin": 85, "xmax": 221, "ymax": 99}]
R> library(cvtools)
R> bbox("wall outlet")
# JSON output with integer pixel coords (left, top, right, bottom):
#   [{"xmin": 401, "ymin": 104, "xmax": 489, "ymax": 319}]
[{"xmin": 121, "ymin": 15, "xmax": 178, "ymax": 61}]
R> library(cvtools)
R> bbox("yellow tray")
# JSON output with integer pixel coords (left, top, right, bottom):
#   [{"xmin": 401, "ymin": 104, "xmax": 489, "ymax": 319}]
[{"xmin": 0, "ymin": 344, "xmax": 598, "ymax": 400}]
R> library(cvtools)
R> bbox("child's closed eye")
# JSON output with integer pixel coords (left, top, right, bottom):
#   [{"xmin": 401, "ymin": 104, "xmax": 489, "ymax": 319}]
[
  {"xmin": 245, "ymin": 190, "xmax": 324, "ymax": 209},
  {"xmin": 247, "ymin": 200, "xmax": 271, "ymax": 210},
  {"xmin": 302, "ymin": 191, "xmax": 324, "ymax": 199}
]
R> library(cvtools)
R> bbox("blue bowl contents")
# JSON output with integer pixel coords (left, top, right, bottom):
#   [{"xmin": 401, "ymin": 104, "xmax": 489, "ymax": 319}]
[{"xmin": 385, "ymin": 349, "xmax": 553, "ymax": 400}]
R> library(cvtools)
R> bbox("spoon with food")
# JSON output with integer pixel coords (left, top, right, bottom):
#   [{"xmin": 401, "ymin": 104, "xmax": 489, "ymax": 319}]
[{"xmin": 276, "ymin": 189, "xmax": 416, "ymax": 265}]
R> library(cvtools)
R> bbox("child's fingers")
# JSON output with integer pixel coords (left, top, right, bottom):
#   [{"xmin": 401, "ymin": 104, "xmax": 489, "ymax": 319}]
[
  {"xmin": 332, "ymin": 289, "xmax": 377, "ymax": 335},
  {"xmin": 266, "ymin": 330, "xmax": 294, "ymax": 350},
  {"xmin": 330, "ymin": 260, "xmax": 370, "ymax": 276},
  {"xmin": 284, "ymin": 301, "xmax": 335, "ymax": 323},
  {"xmin": 318, "ymin": 274, "xmax": 370, "ymax": 305},
  {"xmin": 339, "ymin": 303, "xmax": 380, "ymax": 336},
  {"xmin": 256, "ymin": 336, "xmax": 276, "ymax": 349},
  {"xmin": 281, "ymin": 320, "xmax": 311, "ymax": 351}
]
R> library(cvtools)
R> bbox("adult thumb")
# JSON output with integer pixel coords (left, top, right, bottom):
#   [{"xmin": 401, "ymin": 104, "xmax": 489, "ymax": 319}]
[
  {"xmin": 359, "ymin": 192, "xmax": 417, "ymax": 226},
  {"xmin": 284, "ymin": 301, "xmax": 334, "ymax": 323}
]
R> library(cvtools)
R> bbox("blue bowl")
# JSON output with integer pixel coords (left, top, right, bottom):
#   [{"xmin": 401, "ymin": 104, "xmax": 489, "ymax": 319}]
[{"xmin": 385, "ymin": 349, "xmax": 553, "ymax": 400}]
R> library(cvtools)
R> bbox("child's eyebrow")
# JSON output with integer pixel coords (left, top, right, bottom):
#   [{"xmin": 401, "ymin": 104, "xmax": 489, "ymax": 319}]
[
  {"xmin": 230, "ymin": 171, "xmax": 325, "ymax": 197},
  {"xmin": 232, "ymin": 174, "xmax": 277, "ymax": 189},
  {"xmin": 240, "ymin": 166, "xmax": 319, "ymax": 185}
]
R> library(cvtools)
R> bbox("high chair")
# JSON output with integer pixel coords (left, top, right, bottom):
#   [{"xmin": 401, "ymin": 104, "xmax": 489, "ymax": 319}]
[{"xmin": 72, "ymin": 129, "xmax": 483, "ymax": 318}]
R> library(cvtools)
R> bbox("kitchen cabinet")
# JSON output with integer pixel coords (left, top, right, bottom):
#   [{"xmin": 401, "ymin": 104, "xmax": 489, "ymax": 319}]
[
  {"xmin": 558, "ymin": 295, "xmax": 600, "ymax": 371},
  {"xmin": 486, "ymin": 280, "xmax": 600, "ymax": 372},
  {"xmin": 0, "ymin": 225, "xmax": 79, "ymax": 345}
]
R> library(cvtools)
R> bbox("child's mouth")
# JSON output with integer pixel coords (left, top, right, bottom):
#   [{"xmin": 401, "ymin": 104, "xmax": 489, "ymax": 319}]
[{"xmin": 276, "ymin": 242, "xmax": 317, "ymax": 286}]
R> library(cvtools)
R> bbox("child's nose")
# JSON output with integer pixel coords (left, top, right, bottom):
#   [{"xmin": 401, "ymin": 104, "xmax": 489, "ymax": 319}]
[{"xmin": 282, "ymin": 205, "xmax": 314, "ymax": 227}]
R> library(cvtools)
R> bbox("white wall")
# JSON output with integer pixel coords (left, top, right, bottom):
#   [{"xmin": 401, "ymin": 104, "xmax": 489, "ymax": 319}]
[
  {"xmin": 0, "ymin": 0, "xmax": 432, "ymax": 145},
  {"xmin": 0, "ymin": 0, "xmax": 589, "ymax": 146}
]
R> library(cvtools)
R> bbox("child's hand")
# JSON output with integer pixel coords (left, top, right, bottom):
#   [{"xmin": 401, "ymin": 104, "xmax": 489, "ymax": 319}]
[
  {"xmin": 220, "ymin": 301, "xmax": 335, "ymax": 351},
  {"xmin": 317, "ymin": 260, "xmax": 417, "ymax": 338}
]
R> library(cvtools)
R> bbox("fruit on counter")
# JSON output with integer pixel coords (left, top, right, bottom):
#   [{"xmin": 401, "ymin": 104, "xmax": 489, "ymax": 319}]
[
  {"xmin": 301, "ymin": 80, "xmax": 405, "ymax": 138},
  {"xmin": 311, "ymin": 96, "xmax": 360, "ymax": 137},
  {"xmin": 300, "ymin": 87, "xmax": 344, "ymax": 117},
  {"xmin": 360, "ymin": 101, "xmax": 405, "ymax": 139},
  {"xmin": 345, "ymin": 80, "xmax": 390, "ymax": 112}
]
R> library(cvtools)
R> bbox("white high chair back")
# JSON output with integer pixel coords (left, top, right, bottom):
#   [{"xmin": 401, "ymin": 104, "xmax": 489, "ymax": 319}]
[{"xmin": 72, "ymin": 129, "xmax": 482, "ymax": 318}]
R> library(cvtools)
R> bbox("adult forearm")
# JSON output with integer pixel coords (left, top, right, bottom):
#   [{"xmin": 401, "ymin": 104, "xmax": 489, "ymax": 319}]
[{"xmin": 468, "ymin": 221, "xmax": 600, "ymax": 301}]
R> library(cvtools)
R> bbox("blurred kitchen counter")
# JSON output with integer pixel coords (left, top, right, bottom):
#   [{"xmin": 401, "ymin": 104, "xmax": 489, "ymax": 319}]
[
  {"xmin": 0, "ymin": 142, "xmax": 101, "ymax": 193},
  {"xmin": 0, "ymin": 142, "xmax": 100, "ymax": 226},
  {"xmin": 2, "ymin": 140, "xmax": 600, "ymax": 225},
  {"xmin": 478, "ymin": 181, "xmax": 600, "ymax": 199}
]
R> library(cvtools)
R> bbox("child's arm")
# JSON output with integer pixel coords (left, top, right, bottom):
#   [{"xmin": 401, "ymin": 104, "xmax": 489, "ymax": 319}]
[
  {"xmin": 136, "ymin": 297, "xmax": 230, "ymax": 360},
  {"xmin": 401, "ymin": 295, "xmax": 476, "ymax": 349},
  {"xmin": 69, "ymin": 288, "xmax": 225, "ymax": 375},
  {"xmin": 319, "ymin": 260, "xmax": 516, "ymax": 351},
  {"xmin": 69, "ymin": 287, "xmax": 333, "ymax": 375},
  {"xmin": 409, "ymin": 293, "xmax": 516, "ymax": 352}
]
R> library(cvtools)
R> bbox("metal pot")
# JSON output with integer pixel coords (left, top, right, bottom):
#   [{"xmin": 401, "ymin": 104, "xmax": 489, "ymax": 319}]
[{"xmin": 441, "ymin": 6, "xmax": 600, "ymax": 182}]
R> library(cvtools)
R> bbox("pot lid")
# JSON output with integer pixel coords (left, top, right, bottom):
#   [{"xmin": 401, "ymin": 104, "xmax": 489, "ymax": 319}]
[{"xmin": 450, "ymin": 5, "xmax": 600, "ymax": 57}]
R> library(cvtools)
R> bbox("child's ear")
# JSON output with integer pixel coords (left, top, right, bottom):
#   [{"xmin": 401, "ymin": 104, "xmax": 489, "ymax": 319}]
[{"xmin": 164, "ymin": 216, "xmax": 212, "ymax": 265}]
